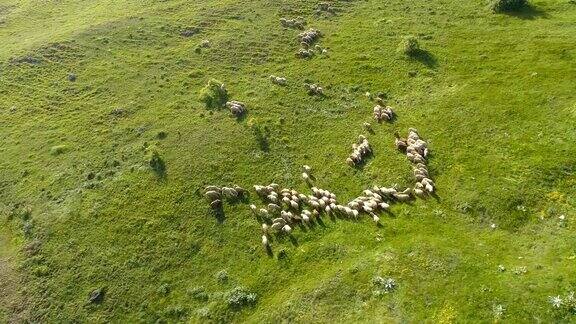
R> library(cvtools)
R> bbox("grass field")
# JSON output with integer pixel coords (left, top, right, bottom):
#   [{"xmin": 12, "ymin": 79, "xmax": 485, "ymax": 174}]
[{"xmin": 1, "ymin": 0, "xmax": 576, "ymax": 322}]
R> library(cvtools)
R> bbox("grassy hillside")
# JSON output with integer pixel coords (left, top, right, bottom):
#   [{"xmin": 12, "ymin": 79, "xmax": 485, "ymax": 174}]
[{"xmin": 1, "ymin": 0, "xmax": 575, "ymax": 322}]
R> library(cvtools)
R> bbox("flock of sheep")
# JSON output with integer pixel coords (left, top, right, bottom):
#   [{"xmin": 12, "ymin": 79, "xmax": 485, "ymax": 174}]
[
  {"xmin": 200, "ymin": 12, "xmax": 436, "ymax": 253},
  {"xmin": 346, "ymin": 135, "xmax": 372, "ymax": 167},
  {"xmin": 295, "ymin": 28, "xmax": 326, "ymax": 58},
  {"xmin": 203, "ymin": 185, "xmax": 247, "ymax": 210},
  {"xmin": 203, "ymin": 119, "xmax": 436, "ymax": 251}
]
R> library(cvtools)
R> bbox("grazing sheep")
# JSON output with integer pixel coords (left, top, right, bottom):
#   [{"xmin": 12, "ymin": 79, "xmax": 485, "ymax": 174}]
[
  {"xmin": 296, "ymin": 48, "xmax": 315, "ymax": 58},
  {"xmin": 304, "ymin": 83, "xmax": 324, "ymax": 96},
  {"xmin": 317, "ymin": 2, "xmax": 336, "ymax": 14},
  {"xmin": 204, "ymin": 190, "xmax": 221, "ymax": 201},
  {"xmin": 394, "ymin": 132, "xmax": 407, "ymax": 152},
  {"xmin": 394, "ymin": 193, "xmax": 412, "ymax": 202},
  {"xmin": 267, "ymin": 203, "xmax": 281, "ymax": 213},
  {"xmin": 205, "ymin": 185, "xmax": 221, "ymax": 193},
  {"xmin": 290, "ymin": 200, "xmax": 299, "ymax": 210},
  {"xmin": 259, "ymin": 208, "xmax": 270, "ymax": 218},
  {"xmin": 210, "ymin": 199, "xmax": 222, "ymax": 209},
  {"xmin": 373, "ymin": 105, "xmax": 394, "ymax": 122},
  {"xmin": 250, "ymin": 204, "xmax": 258, "ymax": 214},
  {"xmin": 222, "ymin": 187, "xmax": 238, "ymax": 200},
  {"xmin": 280, "ymin": 17, "xmax": 306, "ymax": 30},
  {"xmin": 270, "ymin": 222, "xmax": 283, "ymax": 231},
  {"xmin": 347, "ymin": 135, "xmax": 372, "ymax": 167},
  {"xmin": 270, "ymin": 75, "xmax": 287, "ymax": 86},
  {"xmin": 225, "ymin": 100, "xmax": 247, "ymax": 117},
  {"xmin": 298, "ymin": 29, "xmax": 322, "ymax": 46},
  {"xmin": 363, "ymin": 122, "xmax": 372, "ymax": 132},
  {"xmin": 262, "ymin": 235, "xmax": 269, "ymax": 247},
  {"xmin": 282, "ymin": 224, "xmax": 292, "ymax": 234}
]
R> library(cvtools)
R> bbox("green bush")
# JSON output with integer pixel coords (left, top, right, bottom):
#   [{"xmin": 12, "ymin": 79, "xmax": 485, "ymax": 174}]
[
  {"xmin": 146, "ymin": 148, "xmax": 166, "ymax": 176},
  {"xmin": 397, "ymin": 36, "xmax": 420, "ymax": 56},
  {"xmin": 226, "ymin": 287, "xmax": 257, "ymax": 309},
  {"xmin": 199, "ymin": 79, "xmax": 228, "ymax": 108},
  {"xmin": 490, "ymin": 0, "xmax": 528, "ymax": 12},
  {"xmin": 49, "ymin": 144, "xmax": 68, "ymax": 155}
]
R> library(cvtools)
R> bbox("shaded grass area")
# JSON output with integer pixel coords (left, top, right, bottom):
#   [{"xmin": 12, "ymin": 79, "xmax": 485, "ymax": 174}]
[{"xmin": 0, "ymin": 0, "xmax": 575, "ymax": 322}]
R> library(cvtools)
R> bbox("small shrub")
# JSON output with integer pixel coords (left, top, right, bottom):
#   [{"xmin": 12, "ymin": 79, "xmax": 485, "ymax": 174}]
[
  {"xmin": 187, "ymin": 286, "xmax": 209, "ymax": 301},
  {"xmin": 199, "ymin": 79, "xmax": 228, "ymax": 109},
  {"xmin": 146, "ymin": 148, "xmax": 165, "ymax": 176},
  {"xmin": 157, "ymin": 283, "xmax": 171, "ymax": 296},
  {"xmin": 397, "ymin": 36, "xmax": 419, "ymax": 56},
  {"xmin": 215, "ymin": 270, "xmax": 228, "ymax": 283},
  {"xmin": 372, "ymin": 276, "xmax": 397, "ymax": 295},
  {"xmin": 50, "ymin": 144, "xmax": 68, "ymax": 155},
  {"xmin": 88, "ymin": 287, "xmax": 106, "ymax": 304},
  {"xmin": 490, "ymin": 0, "xmax": 528, "ymax": 12},
  {"xmin": 226, "ymin": 286, "xmax": 257, "ymax": 309}
]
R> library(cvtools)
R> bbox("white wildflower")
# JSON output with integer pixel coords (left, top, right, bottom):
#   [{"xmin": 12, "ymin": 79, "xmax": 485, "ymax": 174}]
[{"xmin": 549, "ymin": 295, "xmax": 563, "ymax": 308}]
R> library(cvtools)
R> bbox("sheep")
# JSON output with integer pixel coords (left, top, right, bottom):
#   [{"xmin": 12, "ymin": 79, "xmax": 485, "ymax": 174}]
[
  {"xmin": 225, "ymin": 101, "xmax": 247, "ymax": 117},
  {"xmin": 296, "ymin": 48, "xmax": 315, "ymax": 58},
  {"xmin": 290, "ymin": 200, "xmax": 299, "ymax": 210},
  {"xmin": 261, "ymin": 223, "xmax": 269, "ymax": 233},
  {"xmin": 221, "ymin": 187, "xmax": 238, "ymax": 200},
  {"xmin": 267, "ymin": 203, "xmax": 281, "ymax": 213},
  {"xmin": 372, "ymin": 214, "xmax": 380, "ymax": 223},
  {"xmin": 282, "ymin": 224, "xmax": 292, "ymax": 234},
  {"xmin": 270, "ymin": 222, "xmax": 283, "ymax": 231},
  {"xmin": 210, "ymin": 199, "xmax": 222, "ymax": 209},
  {"xmin": 347, "ymin": 135, "xmax": 372, "ymax": 167},
  {"xmin": 302, "ymin": 172, "xmax": 311, "ymax": 183},
  {"xmin": 373, "ymin": 105, "xmax": 394, "ymax": 122},
  {"xmin": 204, "ymin": 190, "xmax": 221, "ymax": 201},
  {"xmin": 394, "ymin": 193, "xmax": 412, "ymax": 202},
  {"xmin": 304, "ymin": 83, "xmax": 323, "ymax": 96},
  {"xmin": 363, "ymin": 122, "xmax": 372, "ymax": 132},
  {"xmin": 280, "ymin": 17, "xmax": 306, "ymax": 29},
  {"xmin": 259, "ymin": 208, "xmax": 270, "ymax": 218},
  {"xmin": 270, "ymin": 75, "xmax": 287, "ymax": 86},
  {"xmin": 317, "ymin": 2, "xmax": 336, "ymax": 14},
  {"xmin": 298, "ymin": 29, "xmax": 322, "ymax": 46},
  {"xmin": 394, "ymin": 132, "xmax": 407, "ymax": 152},
  {"xmin": 262, "ymin": 235, "xmax": 269, "ymax": 248},
  {"xmin": 250, "ymin": 204, "xmax": 258, "ymax": 214},
  {"xmin": 205, "ymin": 185, "xmax": 221, "ymax": 193}
]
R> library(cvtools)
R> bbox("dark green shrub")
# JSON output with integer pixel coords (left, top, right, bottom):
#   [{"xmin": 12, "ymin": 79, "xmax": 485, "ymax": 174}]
[
  {"xmin": 397, "ymin": 36, "xmax": 420, "ymax": 56},
  {"xmin": 199, "ymin": 79, "xmax": 228, "ymax": 109},
  {"xmin": 146, "ymin": 148, "xmax": 166, "ymax": 176},
  {"xmin": 490, "ymin": 0, "xmax": 528, "ymax": 12},
  {"xmin": 50, "ymin": 144, "xmax": 68, "ymax": 155},
  {"xmin": 226, "ymin": 287, "xmax": 257, "ymax": 309}
]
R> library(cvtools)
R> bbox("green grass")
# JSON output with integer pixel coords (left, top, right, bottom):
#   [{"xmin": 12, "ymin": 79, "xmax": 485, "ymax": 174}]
[{"xmin": 1, "ymin": 0, "xmax": 576, "ymax": 322}]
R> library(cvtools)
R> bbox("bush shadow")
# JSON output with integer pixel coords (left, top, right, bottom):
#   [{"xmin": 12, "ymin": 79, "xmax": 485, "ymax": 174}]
[
  {"xmin": 503, "ymin": 4, "xmax": 549, "ymax": 20},
  {"xmin": 409, "ymin": 49, "xmax": 438, "ymax": 69}
]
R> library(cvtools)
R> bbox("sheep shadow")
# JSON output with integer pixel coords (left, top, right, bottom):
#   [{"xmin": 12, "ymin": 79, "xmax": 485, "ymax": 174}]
[
  {"xmin": 210, "ymin": 207, "xmax": 226, "ymax": 224},
  {"xmin": 352, "ymin": 152, "xmax": 374, "ymax": 170},
  {"xmin": 409, "ymin": 49, "xmax": 438, "ymax": 69},
  {"xmin": 503, "ymin": 4, "xmax": 548, "ymax": 20}
]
